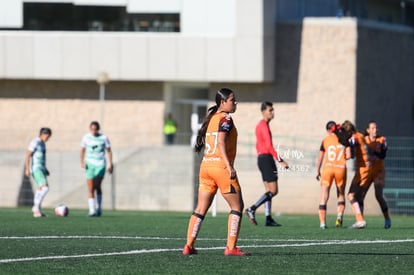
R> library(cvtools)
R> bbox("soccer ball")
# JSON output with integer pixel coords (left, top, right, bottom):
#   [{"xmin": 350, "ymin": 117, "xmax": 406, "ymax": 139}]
[{"xmin": 55, "ymin": 204, "xmax": 69, "ymax": 217}]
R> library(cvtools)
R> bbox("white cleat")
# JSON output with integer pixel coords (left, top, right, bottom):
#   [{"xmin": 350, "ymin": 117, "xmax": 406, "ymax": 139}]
[
  {"xmin": 351, "ymin": 221, "xmax": 366, "ymax": 229},
  {"xmin": 32, "ymin": 206, "xmax": 44, "ymax": 218}
]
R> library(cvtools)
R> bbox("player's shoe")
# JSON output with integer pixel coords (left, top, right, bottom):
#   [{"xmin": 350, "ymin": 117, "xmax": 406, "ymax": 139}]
[
  {"xmin": 33, "ymin": 210, "xmax": 42, "ymax": 218},
  {"xmin": 32, "ymin": 207, "xmax": 46, "ymax": 218},
  {"xmin": 96, "ymin": 209, "xmax": 102, "ymax": 217},
  {"xmin": 182, "ymin": 245, "xmax": 197, "ymax": 255},
  {"xmin": 320, "ymin": 223, "xmax": 327, "ymax": 230},
  {"xmin": 335, "ymin": 217, "xmax": 343, "ymax": 227},
  {"xmin": 224, "ymin": 246, "xmax": 251, "ymax": 256},
  {"xmin": 244, "ymin": 208, "xmax": 257, "ymax": 225},
  {"xmin": 351, "ymin": 221, "xmax": 366, "ymax": 229},
  {"xmin": 88, "ymin": 212, "xmax": 97, "ymax": 217},
  {"xmin": 265, "ymin": 218, "xmax": 282, "ymax": 227},
  {"xmin": 384, "ymin": 219, "xmax": 391, "ymax": 229}
]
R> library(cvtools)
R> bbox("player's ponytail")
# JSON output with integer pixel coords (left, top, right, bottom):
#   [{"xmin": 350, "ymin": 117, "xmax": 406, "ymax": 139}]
[
  {"xmin": 334, "ymin": 125, "xmax": 350, "ymax": 147},
  {"xmin": 194, "ymin": 88, "xmax": 234, "ymax": 153}
]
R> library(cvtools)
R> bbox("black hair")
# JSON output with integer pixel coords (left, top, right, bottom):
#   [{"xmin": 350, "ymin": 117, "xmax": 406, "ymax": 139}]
[
  {"xmin": 340, "ymin": 120, "xmax": 357, "ymax": 145},
  {"xmin": 260, "ymin": 101, "xmax": 273, "ymax": 112},
  {"xmin": 90, "ymin": 121, "xmax": 100, "ymax": 131},
  {"xmin": 332, "ymin": 123, "xmax": 350, "ymax": 147},
  {"xmin": 326, "ymin": 121, "xmax": 336, "ymax": 132},
  {"xmin": 39, "ymin": 127, "xmax": 52, "ymax": 136},
  {"xmin": 194, "ymin": 88, "xmax": 235, "ymax": 153}
]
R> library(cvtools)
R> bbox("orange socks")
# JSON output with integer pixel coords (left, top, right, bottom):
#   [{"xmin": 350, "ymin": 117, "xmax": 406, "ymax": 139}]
[
  {"xmin": 186, "ymin": 212, "xmax": 204, "ymax": 248},
  {"xmin": 226, "ymin": 210, "xmax": 242, "ymax": 250},
  {"xmin": 186, "ymin": 210, "xmax": 243, "ymax": 250}
]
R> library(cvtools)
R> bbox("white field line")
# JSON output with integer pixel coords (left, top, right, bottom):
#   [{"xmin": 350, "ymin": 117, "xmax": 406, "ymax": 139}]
[
  {"xmin": 1, "ymin": 238, "xmax": 413, "ymax": 264},
  {"xmin": 1, "ymin": 236, "xmax": 395, "ymax": 242}
]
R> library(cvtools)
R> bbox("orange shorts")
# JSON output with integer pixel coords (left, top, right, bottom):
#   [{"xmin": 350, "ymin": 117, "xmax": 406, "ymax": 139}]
[
  {"xmin": 199, "ymin": 164, "xmax": 240, "ymax": 194},
  {"xmin": 321, "ymin": 166, "xmax": 347, "ymax": 189},
  {"xmin": 351, "ymin": 165, "xmax": 372, "ymax": 189},
  {"xmin": 371, "ymin": 164, "xmax": 385, "ymax": 187}
]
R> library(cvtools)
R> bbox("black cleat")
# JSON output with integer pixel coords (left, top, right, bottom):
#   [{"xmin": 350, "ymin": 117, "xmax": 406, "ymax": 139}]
[
  {"xmin": 244, "ymin": 208, "xmax": 257, "ymax": 225},
  {"xmin": 265, "ymin": 218, "xmax": 282, "ymax": 227}
]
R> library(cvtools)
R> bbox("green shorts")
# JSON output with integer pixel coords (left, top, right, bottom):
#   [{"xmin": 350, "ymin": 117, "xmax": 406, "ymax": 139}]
[
  {"xmin": 85, "ymin": 164, "xmax": 106, "ymax": 179},
  {"xmin": 32, "ymin": 169, "xmax": 48, "ymax": 187}
]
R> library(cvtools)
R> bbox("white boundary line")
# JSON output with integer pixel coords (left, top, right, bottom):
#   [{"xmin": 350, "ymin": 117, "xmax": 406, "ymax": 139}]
[
  {"xmin": 4, "ymin": 235, "xmax": 406, "ymax": 242},
  {"xmin": 1, "ymin": 237, "xmax": 413, "ymax": 264}
]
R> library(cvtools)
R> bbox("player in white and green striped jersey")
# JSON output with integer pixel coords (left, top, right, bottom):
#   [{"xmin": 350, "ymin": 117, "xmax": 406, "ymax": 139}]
[
  {"xmin": 25, "ymin": 127, "xmax": 52, "ymax": 218},
  {"xmin": 80, "ymin": 121, "xmax": 113, "ymax": 217}
]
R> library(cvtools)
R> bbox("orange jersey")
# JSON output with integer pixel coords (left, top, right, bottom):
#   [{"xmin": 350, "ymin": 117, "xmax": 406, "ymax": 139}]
[
  {"xmin": 365, "ymin": 135, "xmax": 387, "ymax": 186},
  {"xmin": 202, "ymin": 111, "xmax": 237, "ymax": 168},
  {"xmin": 365, "ymin": 135, "xmax": 387, "ymax": 168},
  {"xmin": 320, "ymin": 133, "xmax": 347, "ymax": 169},
  {"xmin": 350, "ymin": 132, "xmax": 371, "ymax": 167}
]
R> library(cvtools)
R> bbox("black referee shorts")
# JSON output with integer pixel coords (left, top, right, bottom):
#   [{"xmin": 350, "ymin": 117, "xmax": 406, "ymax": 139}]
[{"xmin": 257, "ymin": 154, "xmax": 278, "ymax": 182}]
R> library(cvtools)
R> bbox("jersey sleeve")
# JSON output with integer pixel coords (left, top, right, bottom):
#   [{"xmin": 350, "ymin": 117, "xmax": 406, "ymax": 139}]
[
  {"xmin": 27, "ymin": 139, "xmax": 37, "ymax": 152},
  {"xmin": 80, "ymin": 135, "xmax": 87, "ymax": 148},
  {"xmin": 349, "ymin": 136, "xmax": 356, "ymax": 159},
  {"xmin": 218, "ymin": 114, "xmax": 233, "ymax": 133},
  {"xmin": 382, "ymin": 137, "xmax": 388, "ymax": 151},
  {"xmin": 349, "ymin": 136, "xmax": 356, "ymax": 147},
  {"xmin": 376, "ymin": 136, "xmax": 387, "ymax": 159},
  {"xmin": 320, "ymin": 141, "xmax": 325, "ymax": 152}
]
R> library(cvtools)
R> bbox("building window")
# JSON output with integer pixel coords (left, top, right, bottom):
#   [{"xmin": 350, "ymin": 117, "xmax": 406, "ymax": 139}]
[{"xmin": 2, "ymin": 3, "xmax": 180, "ymax": 32}]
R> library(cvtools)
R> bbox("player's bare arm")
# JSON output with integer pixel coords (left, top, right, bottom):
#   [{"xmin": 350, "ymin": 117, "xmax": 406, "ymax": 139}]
[
  {"xmin": 316, "ymin": 150, "xmax": 324, "ymax": 181},
  {"xmin": 107, "ymin": 148, "xmax": 113, "ymax": 174},
  {"xmin": 80, "ymin": 147, "xmax": 86, "ymax": 168},
  {"xmin": 24, "ymin": 150, "xmax": 33, "ymax": 177}
]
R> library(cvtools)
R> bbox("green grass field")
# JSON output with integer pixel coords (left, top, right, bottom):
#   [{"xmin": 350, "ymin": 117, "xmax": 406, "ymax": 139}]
[{"xmin": 1, "ymin": 208, "xmax": 413, "ymax": 274}]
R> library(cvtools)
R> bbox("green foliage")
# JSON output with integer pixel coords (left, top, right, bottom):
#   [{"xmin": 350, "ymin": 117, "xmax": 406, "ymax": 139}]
[{"xmin": 0, "ymin": 208, "xmax": 413, "ymax": 274}]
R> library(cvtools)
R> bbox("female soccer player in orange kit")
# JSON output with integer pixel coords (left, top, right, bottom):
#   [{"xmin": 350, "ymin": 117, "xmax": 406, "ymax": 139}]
[
  {"xmin": 316, "ymin": 121, "xmax": 351, "ymax": 229},
  {"xmin": 365, "ymin": 121, "xmax": 391, "ymax": 229},
  {"xmin": 342, "ymin": 120, "xmax": 371, "ymax": 229},
  {"xmin": 183, "ymin": 88, "xmax": 250, "ymax": 256}
]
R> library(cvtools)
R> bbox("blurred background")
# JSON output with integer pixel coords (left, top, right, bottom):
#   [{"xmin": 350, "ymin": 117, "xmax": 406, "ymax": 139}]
[{"xmin": 0, "ymin": 0, "xmax": 413, "ymax": 216}]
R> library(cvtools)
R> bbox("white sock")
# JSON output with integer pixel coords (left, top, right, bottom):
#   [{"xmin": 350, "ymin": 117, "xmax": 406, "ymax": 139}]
[
  {"xmin": 264, "ymin": 200, "xmax": 272, "ymax": 217},
  {"xmin": 33, "ymin": 190, "xmax": 42, "ymax": 211},
  {"xmin": 88, "ymin": 198, "xmax": 95, "ymax": 214},
  {"xmin": 38, "ymin": 186, "xmax": 49, "ymax": 210}
]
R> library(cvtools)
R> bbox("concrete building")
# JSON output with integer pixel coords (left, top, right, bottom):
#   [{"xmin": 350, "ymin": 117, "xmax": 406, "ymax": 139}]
[{"xmin": 0, "ymin": 0, "xmax": 413, "ymax": 215}]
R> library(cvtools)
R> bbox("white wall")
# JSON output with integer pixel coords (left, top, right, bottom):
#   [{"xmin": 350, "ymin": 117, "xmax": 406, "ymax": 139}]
[
  {"xmin": 0, "ymin": 0, "xmax": 23, "ymax": 28},
  {"xmin": 127, "ymin": 0, "xmax": 180, "ymax": 13},
  {"xmin": 180, "ymin": 0, "xmax": 236, "ymax": 35}
]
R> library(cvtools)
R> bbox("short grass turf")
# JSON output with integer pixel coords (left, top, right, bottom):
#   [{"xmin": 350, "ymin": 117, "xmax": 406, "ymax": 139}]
[{"xmin": 0, "ymin": 208, "xmax": 413, "ymax": 274}]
